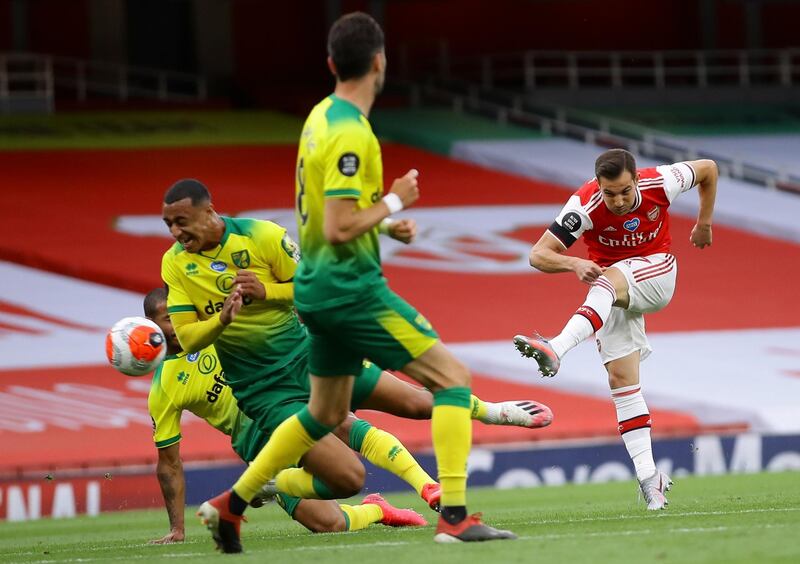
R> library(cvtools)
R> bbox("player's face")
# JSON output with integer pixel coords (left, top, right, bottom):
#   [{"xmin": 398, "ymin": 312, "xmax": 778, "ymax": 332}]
[
  {"xmin": 162, "ymin": 198, "xmax": 216, "ymax": 253},
  {"xmin": 598, "ymin": 171, "xmax": 638, "ymax": 215},
  {"xmin": 149, "ymin": 301, "xmax": 181, "ymax": 354}
]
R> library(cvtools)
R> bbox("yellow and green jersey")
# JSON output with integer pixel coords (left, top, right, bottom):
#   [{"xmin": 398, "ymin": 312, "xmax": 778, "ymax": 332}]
[
  {"xmin": 160, "ymin": 216, "xmax": 307, "ymax": 386},
  {"xmin": 148, "ymin": 344, "xmax": 267, "ymax": 462},
  {"xmin": 294, "ymin": 94, "xmax": 385, "ymax": 309},
  {"xmin": 148, "ymin": 344, "xmax": 245, "ymax": 448}
]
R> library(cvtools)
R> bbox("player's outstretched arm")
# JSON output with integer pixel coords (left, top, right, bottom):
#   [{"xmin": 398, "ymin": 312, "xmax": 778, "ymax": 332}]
[
  {"xmin": 687, "ymin": 159, "xmax": 718, "ymax": 249},
  {"xmin": 530, "ymin": 231, "xmax": 603, "ymax": 284},
  {"xmin": 170, "ymin": 291, "xmax": 242, "ymax": 352},
  {"xmin": 150, "ymin": 444, "xmax": 186, "ymax": 544},
  {"xmin": 324, "ymin": 169, "xmax": 419, "ymax": 244}
]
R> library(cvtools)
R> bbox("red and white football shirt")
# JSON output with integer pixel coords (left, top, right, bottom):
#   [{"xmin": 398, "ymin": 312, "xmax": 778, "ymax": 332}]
[{"xmin": 548, "ymin": 162, "xmax": 697, "ymax": 267}]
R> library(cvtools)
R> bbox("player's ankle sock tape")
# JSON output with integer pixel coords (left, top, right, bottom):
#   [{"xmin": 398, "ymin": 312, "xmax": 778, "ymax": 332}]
[
  {"xmin": 348, "ymin": 419, "xmax": 373, "ymax": 451},
  {"xmin": 297, "ymin": 406, "xmax": 335, "ymax": 440},
  {"xmin": 433, "ymin": 387, "xmax": 472, "ymax": 409},
  {"xmin": 441, "ymin": 505, "xmax": 468, "ymax": 525},
  {"xmin": 229, "ymin": 489, "xmax": 249, "ymax": 515},
  {"xmin": 470, "ymin": 395, "xmax": 488, "ymax": 420}
]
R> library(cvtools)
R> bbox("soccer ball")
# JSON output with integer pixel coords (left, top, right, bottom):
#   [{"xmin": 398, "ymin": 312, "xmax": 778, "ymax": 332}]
[{"xmin": 105, "ymin": 316, "xmax": 166, "ymax": 376}]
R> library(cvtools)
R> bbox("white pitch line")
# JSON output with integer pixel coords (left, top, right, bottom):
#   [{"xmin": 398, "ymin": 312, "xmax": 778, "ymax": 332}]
[
  {"xmin": 518, "ymin": 505, "xmax": 800, "ymax": 526},
  {"xmin": 19, "ymin": 522, "xmax": 797, "ymax": 563}
]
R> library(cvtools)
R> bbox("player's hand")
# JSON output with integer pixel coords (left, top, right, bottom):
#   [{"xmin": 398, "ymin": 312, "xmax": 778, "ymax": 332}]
[
  {"xmin": 220, "ymin": 288, "xmax": 243, "ymax": 326},
  {"xmin": 389, "ymin": 169, "xmax": 420, "ymax": 209},
  {"xmin": 234, "ymin": 270, "xmax": 266, "ymax": 300},
  {"xmin": 574, "ymin": 258, "xmax": 603, "ymax": 284},
  {"xmin": 690, "ymin": 223, "xmax": 712, "ymax": 249},
  {"xmin": 388, "ymin": 218, "xmax": 417, "ymax": 244},
  {"xmin": 149, "ymin": 528, "xmax": 185, "ymax": 544}
]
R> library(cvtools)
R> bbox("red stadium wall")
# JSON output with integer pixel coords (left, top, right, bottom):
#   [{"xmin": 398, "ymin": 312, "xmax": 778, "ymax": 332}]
[
  {"xmin": 716, "ymin": 0, "xmax": 747, "ymax": 49},
  {"xmin": 23, "ymin": 0, "xmax": 91, "ymax": 58},
  {"xmin": 383, "ymin": 0, "xmax": 705, "ymax": 55},
  {"xmin": 229, "ymin": 0, "xmax": 329, "ymax": 110},
  {"xmin": 761, "ymin": 1, "xmax": 800, "ymax": 49},
  {"xmin": 227, "ymin": 0, "xmax": 799, "ymax": 108},
  {"xmin": 0, "ymin": 0, "xmax": 12, "ymax": 51}
]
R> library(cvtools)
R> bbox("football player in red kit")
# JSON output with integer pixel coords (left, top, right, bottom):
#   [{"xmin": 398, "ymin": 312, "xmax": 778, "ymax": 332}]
[{"xmin": 514, "ymin": 148, "xmax": 718, "ymax": 510}]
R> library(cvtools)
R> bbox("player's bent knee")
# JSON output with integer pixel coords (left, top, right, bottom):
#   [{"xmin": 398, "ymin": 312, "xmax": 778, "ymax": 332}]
[
  {"xmin": 330, "ymin": 464, "xmax": 365, "ymax": 498},
  {"xmin": 323, "ymin": 458, "xmax": 365, "ymax": 498}
]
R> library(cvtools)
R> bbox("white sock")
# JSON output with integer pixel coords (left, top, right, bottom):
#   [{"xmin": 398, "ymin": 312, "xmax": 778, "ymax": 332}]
[
  {"xmin": 550, "ymin": 275, "xmax": 616, "ymax": 358},
  {"xmin": 482, "ymin": 402, "xmax": 503, "ymax": 424},
  {"xmin": 612, "ymin": 384, "xmax": 656, "ymax": 481}
]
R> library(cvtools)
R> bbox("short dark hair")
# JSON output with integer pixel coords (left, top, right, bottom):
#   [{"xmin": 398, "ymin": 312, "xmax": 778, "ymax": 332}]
[
  {"xmin": 595, "ymin": 149, "xmax": 637, "ymax": 182},
  {"xmin": 143, "ymin": 287, "xmax": 167, "ymax": 318},
  {"xmin": 328, "ymin": 12, "xmax": 384, "ymax": 82},
  {"xmin": 164, "ymin": 179, "xmax": 210, "ymax": 206}
]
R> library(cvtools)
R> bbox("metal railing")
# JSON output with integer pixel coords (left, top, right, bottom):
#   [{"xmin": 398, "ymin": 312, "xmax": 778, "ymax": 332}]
[
  {"xmin": 0, "ymin": 53, "xmax": 54, "ymax": 112},
  {"xmin": 405, "ymin": 47, "xmax": 800, "ymax": 91},
  {"xmin": 395, "ymin": 77, "xmax": 800, "ymax": 195},
  {"xmin": 0, "ymin": 52, "xmax": 208, "ymax": 112}
]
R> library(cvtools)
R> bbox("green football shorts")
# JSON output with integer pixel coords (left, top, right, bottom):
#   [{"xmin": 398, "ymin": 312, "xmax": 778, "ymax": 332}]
[
  {"xmin": 230, "ymin": 361, "xmax": 381, "ymax": 519},
  {"xmin": 231, "ymin": 352, "xmax": 383, "ymax": 440},
  {"xmin": 299, "ymin": 284, "xmax": 439, "ymax": 376}
]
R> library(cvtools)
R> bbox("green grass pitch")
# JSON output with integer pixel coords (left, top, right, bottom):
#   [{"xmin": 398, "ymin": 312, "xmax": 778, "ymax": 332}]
[{"xmin": 1, "ymin": 472, "xmax": 798, "ymax": 563}]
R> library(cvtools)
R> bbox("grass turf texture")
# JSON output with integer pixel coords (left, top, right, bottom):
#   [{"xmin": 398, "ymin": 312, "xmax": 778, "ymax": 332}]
[{"xmin": 1, "ymin": 472, "xmax": 798, "ymax": 563}]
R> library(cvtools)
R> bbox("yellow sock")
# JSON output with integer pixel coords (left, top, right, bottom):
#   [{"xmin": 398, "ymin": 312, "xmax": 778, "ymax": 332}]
[
  {"xmin": 275, "ymin": 468, "xmax": 317, "ymax": 499},
  {"xmin": 233, "ymin": 409, "xmax": 332, "ymax": 501},
  {"xmin": 432, "ymin": 388, "xmax": 472, "ymax": 507},
  {"xmin": 470, "ymin": 394, "xmax": 488, "ymax": 420},
  {"xmin": 339, "ymin": 503, "xmax": 383, "ymax": 531},
  {"xmin": 359, "ymin": 426, "xmax": 435, "ymax": 496}
]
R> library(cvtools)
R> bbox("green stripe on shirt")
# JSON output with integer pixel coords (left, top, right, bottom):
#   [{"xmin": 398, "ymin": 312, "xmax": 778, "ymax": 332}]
[
  {"xmin": 324, "ymin": 188, "xmax": 360, "ymax": 198},
  {"xmin": 167, "ymin": 305, "xmax": 197, "ymax": 313}
]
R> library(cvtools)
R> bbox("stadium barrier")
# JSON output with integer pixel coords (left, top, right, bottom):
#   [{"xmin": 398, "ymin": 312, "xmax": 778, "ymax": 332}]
[{"xmin": 2, "ymin": 432, "xmax": 798, "ymax": 522}]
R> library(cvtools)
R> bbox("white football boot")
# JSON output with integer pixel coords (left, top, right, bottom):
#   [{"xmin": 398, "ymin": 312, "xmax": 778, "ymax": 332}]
[{"xmin": 638, "ymin": 470, "xmax": 673, "ymax": 510}]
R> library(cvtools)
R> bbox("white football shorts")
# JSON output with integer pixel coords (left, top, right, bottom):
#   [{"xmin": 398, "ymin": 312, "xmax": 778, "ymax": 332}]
[{"xmin": 596, "ymin": 253, "xmax": 677, "ymax": 364}]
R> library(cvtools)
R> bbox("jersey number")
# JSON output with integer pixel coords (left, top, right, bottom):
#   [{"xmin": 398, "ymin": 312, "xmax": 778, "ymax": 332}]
[{"xmin": 297, "ymin": 158, "xmax": 308, "ymax": 225}]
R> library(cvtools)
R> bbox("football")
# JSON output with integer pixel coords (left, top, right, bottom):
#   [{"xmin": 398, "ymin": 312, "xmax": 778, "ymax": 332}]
[{"xmin": 105, "ymin": 316, "xmax": 166, "ymax": 376}]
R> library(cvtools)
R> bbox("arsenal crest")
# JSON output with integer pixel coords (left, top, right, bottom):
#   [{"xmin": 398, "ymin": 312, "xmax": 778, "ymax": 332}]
[
  {"xmin": 647, "ymin": 206, "xmax": 660, "ymax": 221},
  {"xmin": 231, "ymin": 250, "xmax": 251, "ymax": 269}
]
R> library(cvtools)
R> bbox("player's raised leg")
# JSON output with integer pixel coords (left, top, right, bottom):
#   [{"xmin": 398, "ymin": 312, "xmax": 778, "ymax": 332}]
[
  {"xmin": 357, "ymin": 369, "xmax": 553, "ymax": 429},
  {"xmin": 515, "ymin": 267, "xmax": 629, "ymax": 376}
]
